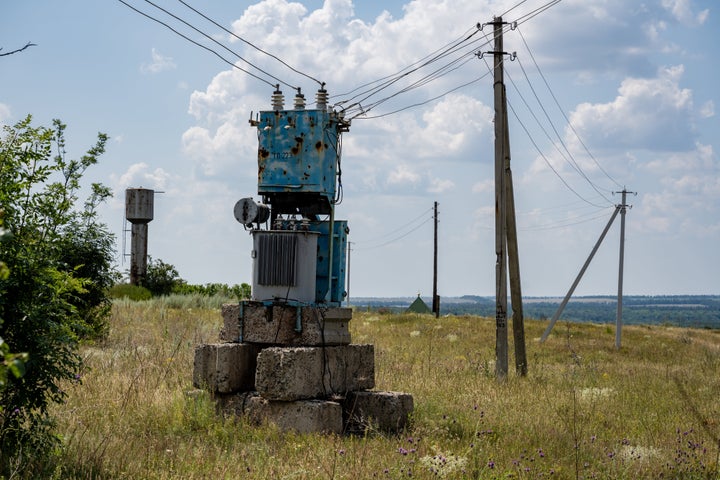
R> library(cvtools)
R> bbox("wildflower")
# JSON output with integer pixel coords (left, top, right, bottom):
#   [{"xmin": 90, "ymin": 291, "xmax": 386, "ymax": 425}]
[
  {"xmin": 488, "ymin": 461, "xmax": 495, "ymax": 469},
  {"xmin": 398, "ymin": 447, "xmax": 409, "ymax": 455},
  {"xmin": 339, "ymin": 449, "xmax": 345, "ymax": 456}
]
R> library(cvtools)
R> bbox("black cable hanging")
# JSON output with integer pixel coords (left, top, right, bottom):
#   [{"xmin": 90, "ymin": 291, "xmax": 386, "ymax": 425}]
[
  {"xmin": 142, "ymin": 0, "xmax": 298, "ymax": 91},
  {"xmin": 117, "ymin": 0, "xmax": 277, "ymax": 88},
  {"xmin": 176, "ymin": 0, "xmax": 323, "ymax": 87}
]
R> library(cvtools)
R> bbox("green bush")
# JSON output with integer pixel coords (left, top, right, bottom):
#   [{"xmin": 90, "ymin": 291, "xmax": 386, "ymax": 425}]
[
  {"xmin": 108, "ymin": 283, "xmax": 152, "ymax": 301},
  {"xmin": 0, "ymin": 116, "xmax": 116, "ymax": 475}
]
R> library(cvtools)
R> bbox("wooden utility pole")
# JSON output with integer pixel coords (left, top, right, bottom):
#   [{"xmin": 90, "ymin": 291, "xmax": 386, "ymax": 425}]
[
  {"xmin": 432, "ymin": 201, "xmax": 440, "ymax": 318},
  {"xmin": 492, "ymin": 17, "xmax": 509, "ymax": 381},
  {"xmin": 503, "ymin": 99, "xmax": 527, "ymax": 376}
]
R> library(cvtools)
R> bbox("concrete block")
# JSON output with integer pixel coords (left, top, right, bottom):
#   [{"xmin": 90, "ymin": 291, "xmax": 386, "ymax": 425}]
[
  {"xmin": 227, "ymin": 303, "xmax": 352, "ymax": 346},
  {"xmin": 343, "ymin": 391, "xmax": 414, "ymax": 434},
  {"xmin": 219, "ymin": 303, "xmax": 241, "ymax": 342},
  {"xmin": 192, "ymin": 343, "xmax": 260, "ymax": 393},
  {"xmin": 245, "ymin": 395, "xmax": 343, "ymax": 434},
  {"xmin": 255, "ymin": 345, "xmax": 375, "ymax": 401}
]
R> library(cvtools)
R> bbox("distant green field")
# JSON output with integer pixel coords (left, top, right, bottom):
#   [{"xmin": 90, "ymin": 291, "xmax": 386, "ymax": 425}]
[{"xmin": 353, "ymin": 295, "xmax": 720, "ymax": 328}]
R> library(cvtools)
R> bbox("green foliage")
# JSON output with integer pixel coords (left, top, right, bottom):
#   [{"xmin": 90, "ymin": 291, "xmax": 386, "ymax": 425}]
[
  {"xmin": 143, "ymin": 256, "xmax": 182, "ymax": 297},
  {"xmin": 172, "ymin": 282, "xmax": 251, "ymax": 300},
  {"xmin": 108, "ymin": 283, "xmax": 153, "ymax": 301},
  {"xmin": 1, "ymin": 210, "xmax": 28, "ymax": 390},
  {"xmin": 0, "ymin": 115, "xmax": 116, "ymax": 474}
]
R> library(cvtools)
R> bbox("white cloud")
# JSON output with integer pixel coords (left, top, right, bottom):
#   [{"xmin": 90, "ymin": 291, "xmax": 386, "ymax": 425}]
[
  {"xmin": 427, "ymin": 177, "xmax": 454, "ymax": 194},
  {"xmin": 140, "ymin": 48, "xmax": 176, "ymax": 74},
  {"xmin": 111, "ymin": 162, "xmax": 171, "ymax": 191},
  {"xmin": 0, "ymin": 103, "xmax": 11, "ymax": 125},
  {"xmin": 568, "ymin": 65, "xmax": 695, "ymax": 152},
  {"xmin": 472, "ymin": 179, "xmax": 493, "ymax": 194},
  {"xmin": 387, "ymin": 163, "xmax": 421, "ymax": 186},
  {"xmin": 700, "ymin": 100, "xmax": 714, "ymax": 118},
  {"xmin": 661, "ymin": 0, "xmax": 709, "ymax": 26}
]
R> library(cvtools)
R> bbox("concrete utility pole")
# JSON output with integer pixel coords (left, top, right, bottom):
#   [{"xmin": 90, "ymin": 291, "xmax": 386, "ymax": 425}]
[
  {"xmin": 433, "ymin": 201, "xmax": 440, "ymax": 318},
  {"xmin": 615, "ymin": 188, "xmax": 634, "ymax": 349},
  {"xmin": 540, "ymin": 189, "xmax": 634, "ymax": 347},
  {"xmin": 492, "ymin": 17, "xmax": 509, "ymax": 381}
]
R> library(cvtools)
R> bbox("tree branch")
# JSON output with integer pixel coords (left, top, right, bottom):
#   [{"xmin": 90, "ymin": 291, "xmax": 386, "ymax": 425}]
[{"xmin": 0, "ymin": 42, "xmax": 37, "ymax": 57}]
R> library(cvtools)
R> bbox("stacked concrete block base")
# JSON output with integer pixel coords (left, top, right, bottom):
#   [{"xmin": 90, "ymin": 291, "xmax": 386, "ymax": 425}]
[{"xmin": 193, "ymin": 302, "xmax": 413, "ymax": 434}]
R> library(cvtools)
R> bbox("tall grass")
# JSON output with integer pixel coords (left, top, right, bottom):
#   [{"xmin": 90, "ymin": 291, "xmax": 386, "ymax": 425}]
[{"xmin": 46, "ymin": 301, "xmax": 720, "ymax": 479}]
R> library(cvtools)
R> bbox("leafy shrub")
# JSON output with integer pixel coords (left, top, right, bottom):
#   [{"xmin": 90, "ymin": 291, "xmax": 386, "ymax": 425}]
[
  {"xmin": 143, "ymin": 256, "xmax": 182, "ymax": 297},
  {"xmin": 0, "ymin": 116, "xmax": 115, "ymax": 475}
]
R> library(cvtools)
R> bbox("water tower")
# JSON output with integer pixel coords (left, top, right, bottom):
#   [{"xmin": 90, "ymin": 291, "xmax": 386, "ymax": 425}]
[{"xmin": 125, "ymin": 188, "xmax": 154, "ymax": 286}]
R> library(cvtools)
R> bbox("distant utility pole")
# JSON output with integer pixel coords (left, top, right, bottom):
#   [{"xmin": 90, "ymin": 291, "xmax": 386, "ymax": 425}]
[
  {"xmin": 540, "ymin": 189, "xmax": 635, "ymax": 349},
  {"xmin": 484, "ymin": 16, "xmax": 525, "ymax": 380},
  {"xmin": 432, "ymin": 201, "xmax": 440, "ymax": 318},
  {"xmin": 615, "ymin": 189, "xmax": 632, "ymax": 349}
]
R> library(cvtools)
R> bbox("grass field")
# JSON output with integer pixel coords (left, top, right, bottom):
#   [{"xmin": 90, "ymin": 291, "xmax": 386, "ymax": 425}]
[{"xmin": 48, "ymin": 297, "xmax": 720, "ymax": 479}]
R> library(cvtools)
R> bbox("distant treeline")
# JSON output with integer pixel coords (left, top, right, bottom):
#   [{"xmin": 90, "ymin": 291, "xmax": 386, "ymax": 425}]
[{"xmin": 354, "ymin": 295, "xmax": 720, "ymax": 329}]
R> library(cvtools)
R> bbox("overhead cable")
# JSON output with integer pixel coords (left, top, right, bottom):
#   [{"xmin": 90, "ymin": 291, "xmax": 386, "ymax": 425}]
[
  {"xmin": 514, "ymin": 0, "xmax": 563, "ymax": 26},
  {"xmin": 518, "ymin": 208, "xmax": 613, "ymax": 232},
  {"xmin": 507, "ymin": 65, "xmax": 613, "ymax": 203},
  {"xmin": 333, "ymin": 25, "xmax": 480, "ymax": 100},
  {"xmin": 176, "ymin": 0, "xmax": 323, "ymax": 87},
  {"xmin": 353, "ymin": 207, "xmax": 433, "ymax": 247},
  {"xmin": 117, "ymin": 0, "xmax": 277, "ymax": 88},
  {"xmin": 142, "ymin": 0, "xmax": 297, "ymax": 90},
  {"xmin": 506, "ymin": 97, "xmax": 608, "ymax": 208},
  {"xmin": 516, "ymin": 26, "xmax": 622, "ymax": 188},
  {"xmin": 354, "ymin": 217, "xmax": 434, "ymax": 251},
  {"xmin": 499, "ymin": 0, "xmax": 531, "ymax": 18},
  {"xmin": 335, "ymin": 25, "xmax": 489, "ymax": 116}
]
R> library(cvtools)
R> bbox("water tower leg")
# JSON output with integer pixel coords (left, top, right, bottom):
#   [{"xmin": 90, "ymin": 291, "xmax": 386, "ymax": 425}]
[{"xmin": 130, "ymin": 222, "xmax": 148, "ymax": 286}]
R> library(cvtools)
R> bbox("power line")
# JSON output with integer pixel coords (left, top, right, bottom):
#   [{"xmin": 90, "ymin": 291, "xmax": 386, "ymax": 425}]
[
  {"xmin": 354, "ymin": 217, "xmax": 433, "ymax": 251},
  {"xmin": 141, "ymin": 0, "xmax": 297, "ymax": 91},
  {"xmin": 356, "ymin": 65, "xmax": 493, "ymax": 120},
  {"xmin": 518, "ymin": 208, "xmax": 613, "ymax": 231},
  {"xmin": 516, "ymin": 26, "xmax": 622, "ymax": 188},
  {"xmin": 506, "ymin": 64, "xmax": 613, "ymax": 203},
  {"xmin": 506, "ymin": 96, "xmax": 609, "ymax": 208},
  {"xmin": 175, "ymin": 0, "xmax": 323, "ymax": 88},
  {"xmin": 117, "ymin": 0, "xmax": 277, "ymax": 88},
  {"xmin": 353, "ymin": 207, "xmax": 433, "ymax": 247},
  {"xmin": 336, "ymin": 25, "xmax": 490, "ymax": 118},
  {"xmin": 514, "ymin": 0, "xmax": 563, "ymax": 26},
  {"xmin": 333, "ymin": 25, "xmax": 480, "ymax": 101},
  {"xmin": 500, "ymin": 0, "xmax": 531, "ymax": 18}
]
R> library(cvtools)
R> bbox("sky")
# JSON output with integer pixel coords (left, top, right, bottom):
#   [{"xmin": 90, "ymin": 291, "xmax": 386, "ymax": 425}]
[{"xmin": 1, "ymin": 0, "xmax": 718, "ymax": 299}]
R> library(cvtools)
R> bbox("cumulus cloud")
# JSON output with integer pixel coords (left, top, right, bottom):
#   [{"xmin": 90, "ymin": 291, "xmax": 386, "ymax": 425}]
[
  {"xmin": 140, "ymin": 48, "xmax": 176, "ymax": 74},
  {"xmin": 661, "ymin": 0, "xmax": 709, "ymax": 26},
  {"xmin": 111, "ymin": 162, "xmax": 171, "ymax": 191},
  {"xmin": 699, "ymin": 100, "xmax": 714, "ymax": 118},
  {"xmin": 428, "ymin": 177, "xmax": 454, "ymax": 194},
  {"xmin": 0, "ymin": 103, "xmax": 11, "ymax": 125},
  {"xmin": 568, "ymin": 65, "xmax": 695, "ymax": 152}
]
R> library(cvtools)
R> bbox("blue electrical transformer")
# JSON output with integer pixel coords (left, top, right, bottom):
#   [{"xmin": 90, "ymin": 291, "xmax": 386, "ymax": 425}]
[{"xmin": 235, "ymin": 89, "xmax": 350, "ymax": 307}]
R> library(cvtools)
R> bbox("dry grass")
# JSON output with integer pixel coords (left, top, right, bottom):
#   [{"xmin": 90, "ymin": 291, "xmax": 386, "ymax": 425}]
[{"xmin": 48, "ymin": 300, "xmax": 720, "ymax": 479}]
